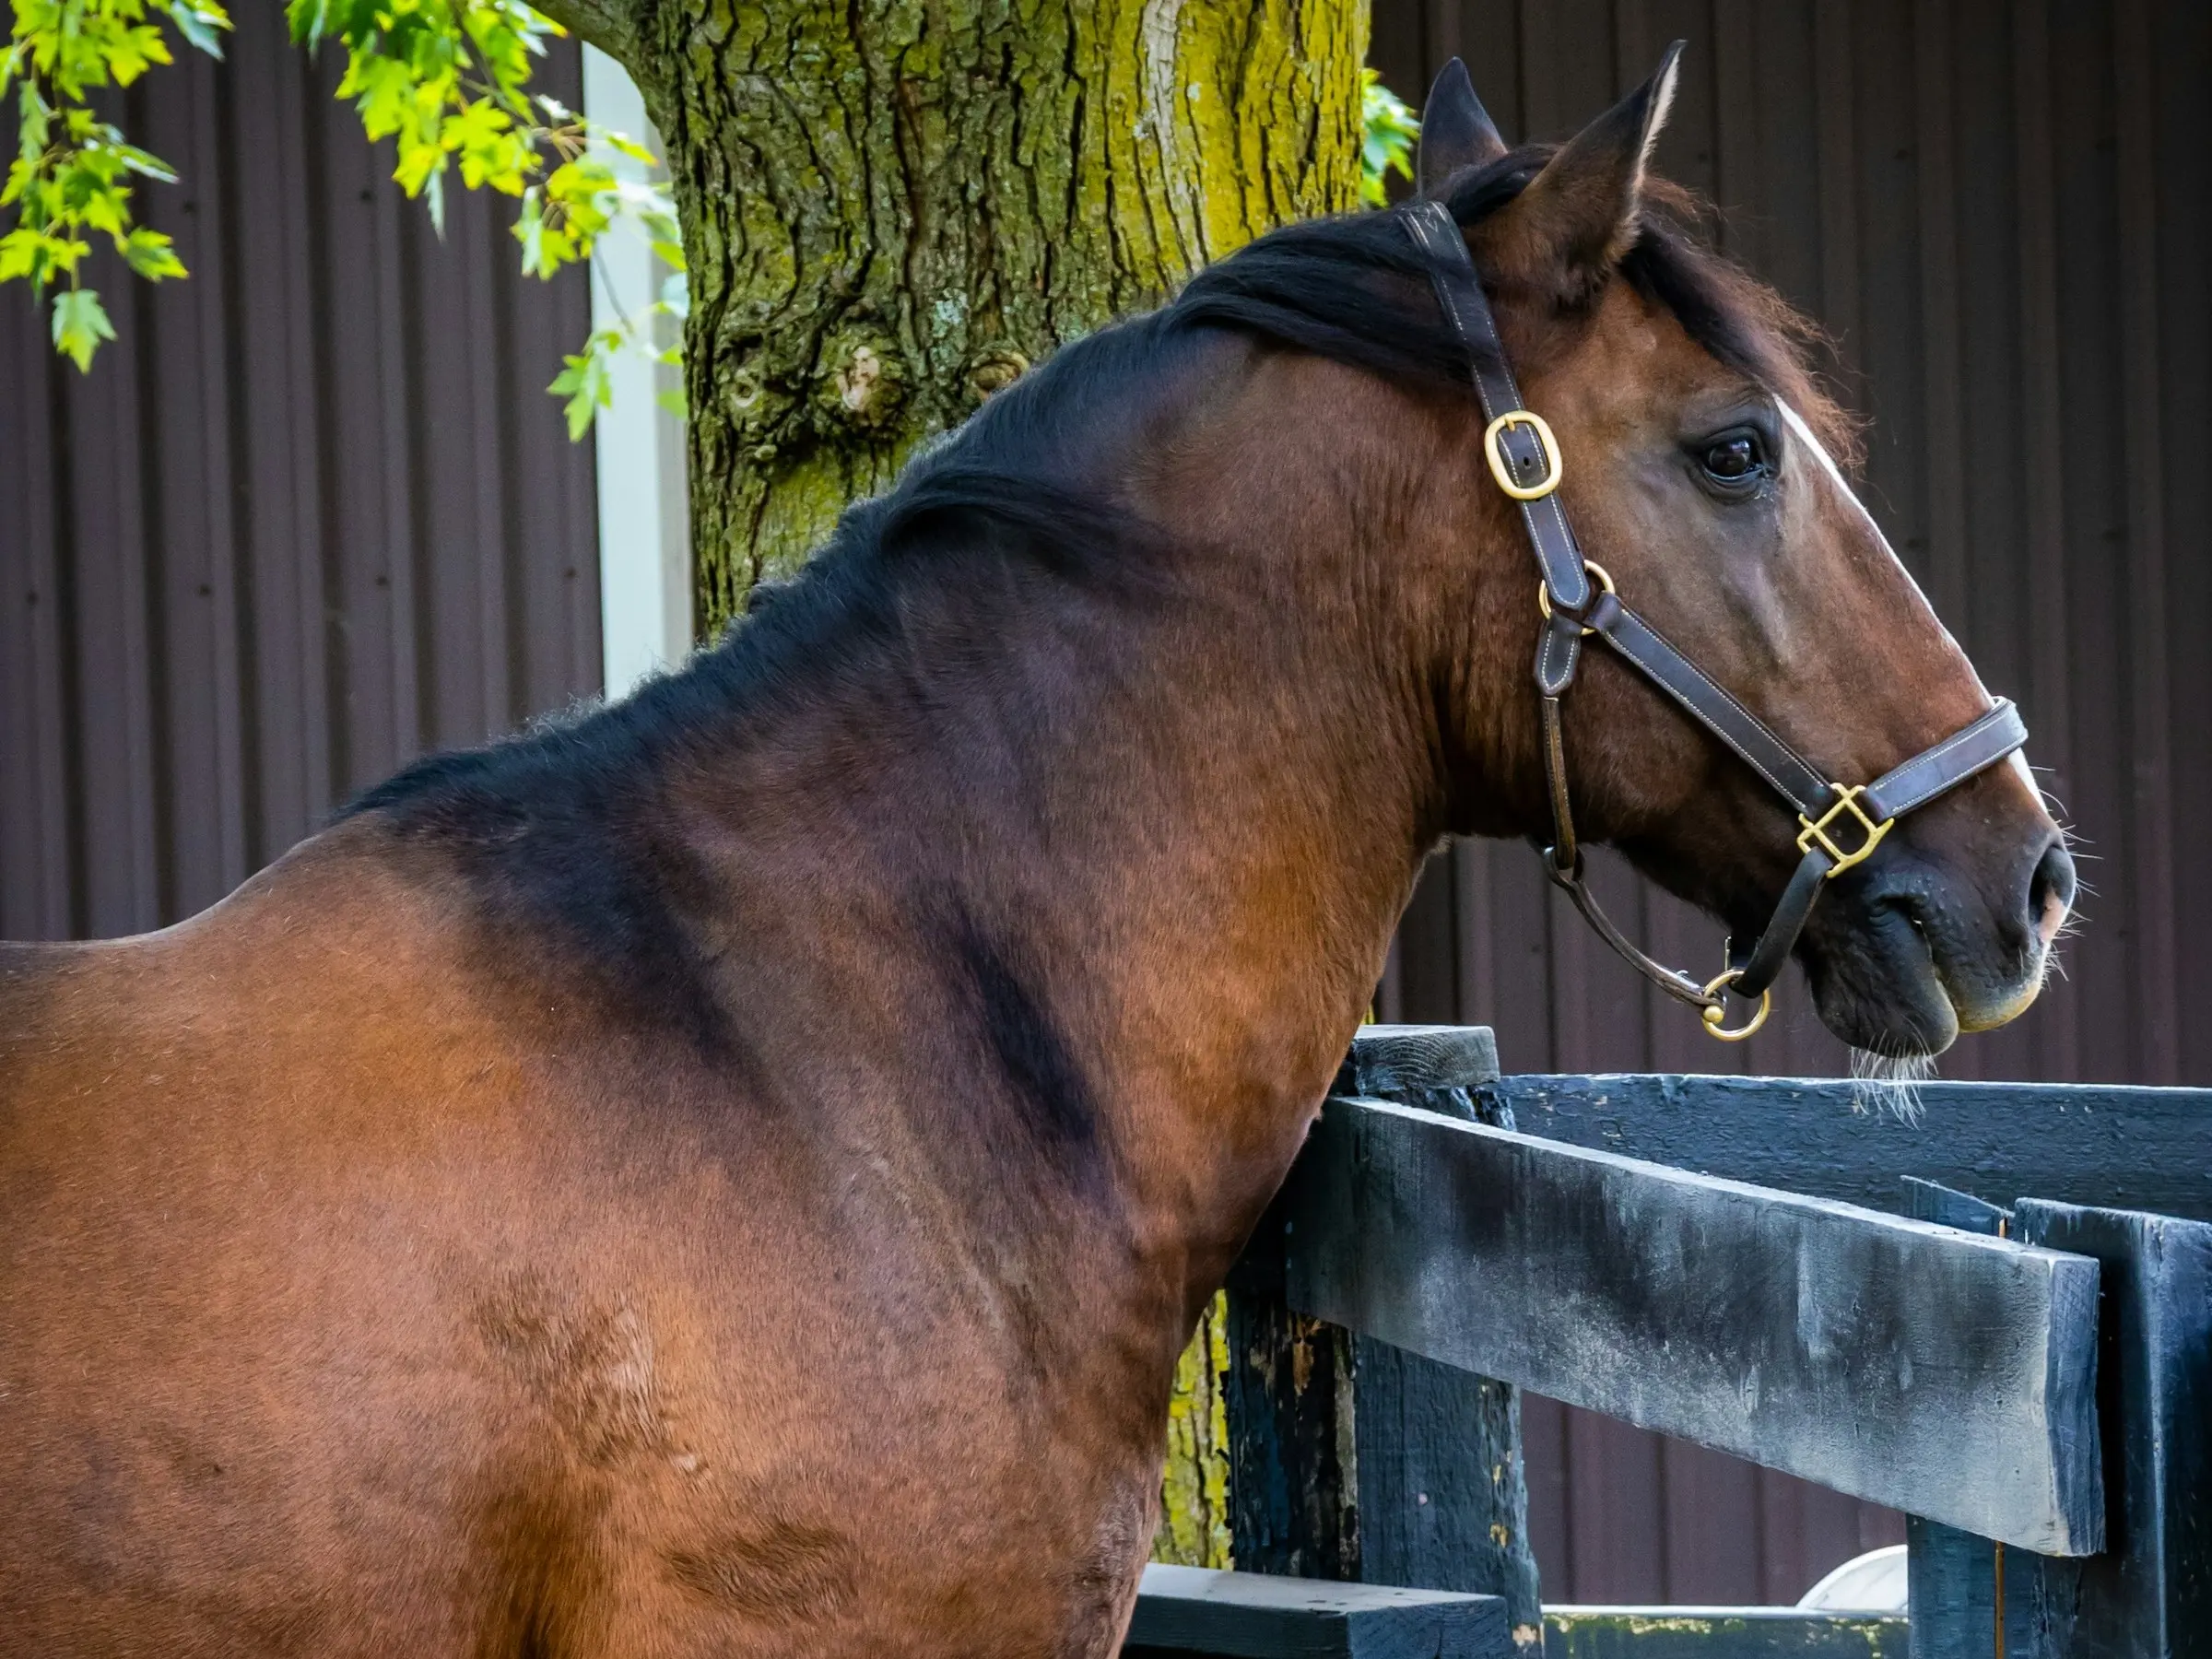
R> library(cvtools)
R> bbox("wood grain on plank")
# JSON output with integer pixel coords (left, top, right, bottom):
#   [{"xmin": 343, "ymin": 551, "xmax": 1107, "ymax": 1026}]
[
  {"xmin": 1281, "ymin": 1098, "xmax": 2104, "ymax": 1553},
  {"xmin": 1481, "ymin": 1074, "xmax": 2212, "ymax": 1222}
]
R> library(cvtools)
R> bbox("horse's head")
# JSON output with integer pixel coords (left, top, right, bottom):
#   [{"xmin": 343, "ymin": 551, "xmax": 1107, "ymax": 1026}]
[{"xmin": 1421, "ymin": 52, "xmax": 2072, "ymax": 1058}]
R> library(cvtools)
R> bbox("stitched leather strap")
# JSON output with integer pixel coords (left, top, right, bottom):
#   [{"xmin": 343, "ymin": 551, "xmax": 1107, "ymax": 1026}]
[
  {"xmin": 1406, "ymin": 202, "xmax": 2030, "ymax": 1026},
  {"xmin": 1724, "ymin": 698, "xmax": 2027, "ymax": 997},
  {"xmin": 1407, "ymin": 199, "xmax": 1590, "ymax": 694},
  {"xmin": 1864, "ymin": 700, "xmax": 2027, "ymax": 820},
  {"xmin": 1581, "ymin": 591, "xmax": 1831, "ymax": 816},
  {"xmin": 1726, "ymin": 851, "xmax": 1830, "ymax": 997}
]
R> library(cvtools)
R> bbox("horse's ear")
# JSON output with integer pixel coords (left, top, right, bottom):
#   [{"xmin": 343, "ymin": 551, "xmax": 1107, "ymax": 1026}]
[
  {"xmin": 1417, "ymin": 58, "xmax": 1508, "ymax": 195},
  {"xmin": 1481, "ymin": 41, "xmax": 1684, "ymax": 301}
]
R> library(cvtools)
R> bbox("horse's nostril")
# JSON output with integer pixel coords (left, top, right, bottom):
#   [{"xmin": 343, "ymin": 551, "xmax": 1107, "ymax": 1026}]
[{"xmin": 2028, "ymin": 840, "xmax": 2076, "ymax": 948}]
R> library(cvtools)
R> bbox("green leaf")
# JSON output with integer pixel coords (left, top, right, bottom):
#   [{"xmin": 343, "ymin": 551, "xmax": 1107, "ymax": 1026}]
[
  {"xmin": 547, "ymin": 340, "xmax": 612, "ymax": 441},
  {"xmin": 123, "ymin": 224, "xmax": 184, "ymax": 277},
  {"xmin": 1359, "ymin": 68, "xmax": 1419, "ymax": 209},
  {"xmin": 285, "ymin": 0, "xmax": 329, "ymax": 47},
  {"xmin": 18, "ymin": 78, "xmax": 54, "ymax": 161},
  {"xmin": 105, "ymin": 26, "xmax": 176, "ymax": 88},
  {"xmin": 0, "ymin": 225, "xmax": 42, "ymax": 280},
  {"xmin": 590, "ymin": 124, "xmax": 655, "ymax": 166},
  {"xmin": 512, "ymin": 183, "xmax": 550, "ymax": 276},
  {"xmin": 77, "ymin": 183, "xmax": 126, "ymax": 239},
  {"xmin": 163, "ymin": 1, "xmax": 231, "ymax": 61},
  {"xmin": 112, "ymin": 141, "xmax": 180, "ymax": 182},
  {"xmin": 52, "ymin": 286, "xmax": 115, "ymax": 371},
  {"xmin": 10, "ymin": 229, "xmax": 90, "ymax": 282}
]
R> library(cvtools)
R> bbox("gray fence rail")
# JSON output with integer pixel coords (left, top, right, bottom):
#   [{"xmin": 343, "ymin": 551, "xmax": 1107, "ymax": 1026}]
[
  {"xmin": 1282, "ymin": 1096, "xmax": 2102, "ymax": 1553},
  {"xmin": 1135, "ymin": 1029, "xmax": 2212, "ymax": 1659}
]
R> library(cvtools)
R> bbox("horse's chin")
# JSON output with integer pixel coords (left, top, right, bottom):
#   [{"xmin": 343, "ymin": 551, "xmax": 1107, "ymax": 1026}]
[
  {"xmin": 1804, "ymin": 903, "xmax": 1962, "ymax": 1060},
  {"xmin": 1950, "ymin": 973, "xmax": 2048, "ymax": 1035}
]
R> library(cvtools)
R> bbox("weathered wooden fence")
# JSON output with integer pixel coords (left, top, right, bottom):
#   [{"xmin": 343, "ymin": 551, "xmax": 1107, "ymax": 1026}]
[{"xmin": 1126, "ymin": 1028, "xmax": 2212, "ymax": 1658}]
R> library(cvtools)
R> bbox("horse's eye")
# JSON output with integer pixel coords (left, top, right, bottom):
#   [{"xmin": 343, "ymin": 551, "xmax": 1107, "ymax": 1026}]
[{"xmin": 1701, "ymin": 433, "xmax": 1766, "ymax": 483}]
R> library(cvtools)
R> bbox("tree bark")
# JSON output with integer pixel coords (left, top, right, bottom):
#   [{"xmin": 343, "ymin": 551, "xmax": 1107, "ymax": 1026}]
[{"xmin": 560, "ymin": 0, "xmax": 1366, "ymax": 633}]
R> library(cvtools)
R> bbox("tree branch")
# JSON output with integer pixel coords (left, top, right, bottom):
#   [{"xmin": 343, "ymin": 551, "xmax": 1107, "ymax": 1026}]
[{"xmin": 533, "ymin": 0, "xmax": 641, "ymax": 79}]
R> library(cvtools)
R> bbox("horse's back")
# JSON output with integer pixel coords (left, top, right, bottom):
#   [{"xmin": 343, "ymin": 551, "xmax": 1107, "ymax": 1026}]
[{"xmin": 0, "ymin": 830, "xmax": 584, "ymax": 1653}]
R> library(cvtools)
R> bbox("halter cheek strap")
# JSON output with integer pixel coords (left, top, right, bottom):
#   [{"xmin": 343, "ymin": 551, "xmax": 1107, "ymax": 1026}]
[{"xmin": 1406, "ymin": 199, "xmax": 2029, "ymax": 1041}]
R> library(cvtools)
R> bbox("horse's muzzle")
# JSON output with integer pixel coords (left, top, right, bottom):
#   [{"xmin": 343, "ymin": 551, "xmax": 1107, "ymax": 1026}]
[{"xmin": 1806, "ymin": 828, "xmax": 2074, "ymax": 1056}]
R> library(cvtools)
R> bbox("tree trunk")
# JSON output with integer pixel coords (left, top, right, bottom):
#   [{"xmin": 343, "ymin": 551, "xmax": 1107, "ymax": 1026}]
[{"xmin": 584, "ymin": 0, "xmax": 1366, "ymax": 633}]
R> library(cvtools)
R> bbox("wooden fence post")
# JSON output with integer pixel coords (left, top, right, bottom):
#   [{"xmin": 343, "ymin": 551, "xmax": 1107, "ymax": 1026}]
[
  {"xmin": 2006, "ymin": 1201, "xmax": 2212, "ymax": 1656},
  {"xmin": 1221, "ymin": 1026, "xmax": 1543, "ymax": 1649},
  {"xmin": 1900, "ymin": 1178, "xmax": 2019, "ymax": 1659},
  {"xmin": 1907, "ymin": 1182, "xmax": 2212, "ymax": 1658}
]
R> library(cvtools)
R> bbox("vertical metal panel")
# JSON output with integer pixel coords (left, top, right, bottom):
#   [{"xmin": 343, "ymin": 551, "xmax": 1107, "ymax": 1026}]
[
  {"xmin": 2110, "ymin": 0, "xmax": 2179, "ymax": 1082},
  {"xmin": 1370, "ymin": 0, "xmax": 2211, "ymax": 1606},
  {"xmin": 0, "ymin": 34, "xmax": 600, "ymax": 941},
  {"xmin": 2008, "ymin": 0, "xmax": 2081, "ymax": 1081},
  {"xmin": 2157, "ymin": 6, "xmax": 2212, "ymax": 1088},
  {"xmin": 0, "ymin": 309, "xmax": 72, "ymax": 939}
]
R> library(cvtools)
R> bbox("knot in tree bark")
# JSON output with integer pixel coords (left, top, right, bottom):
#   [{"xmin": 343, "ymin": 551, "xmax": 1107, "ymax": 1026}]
[
  {"xmin": 966, "ymin": 348, "xmax": 1031, "ymax": 403},
  {"xmin": 823, "ymin": 335, "xmax": 906, "ymax": 431}
]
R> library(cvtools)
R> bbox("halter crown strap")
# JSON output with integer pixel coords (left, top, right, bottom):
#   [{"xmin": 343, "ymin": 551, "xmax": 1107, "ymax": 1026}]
[
  {"xmin": 1405, "ymin": 200, "xmax": 1588, "ymax": 695},
  {"xmin": 1404, "ymin": 200, "xmax": 2030, "ymax": 1035}
]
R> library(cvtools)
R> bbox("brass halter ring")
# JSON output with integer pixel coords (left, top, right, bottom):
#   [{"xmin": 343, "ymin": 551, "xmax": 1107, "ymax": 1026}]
[
  {"xmin": 1700, "ymin": 968, "xmax": 1771, "ymax": 1042},
  {"xmin": 1536, "ymin": 560, "xmax": 1616, "ymax": 634}
]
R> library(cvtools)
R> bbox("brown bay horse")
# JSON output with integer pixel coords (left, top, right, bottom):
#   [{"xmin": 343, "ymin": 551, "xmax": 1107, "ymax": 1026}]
[{"xmin": 1, "ymin": 55, "xmax": 2072, "ymax": 1657}]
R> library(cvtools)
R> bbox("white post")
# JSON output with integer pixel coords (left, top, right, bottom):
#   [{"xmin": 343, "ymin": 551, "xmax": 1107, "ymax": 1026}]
[{"xmin": 582, "ymin": 47, "xmax": 692, "ymax": 701}]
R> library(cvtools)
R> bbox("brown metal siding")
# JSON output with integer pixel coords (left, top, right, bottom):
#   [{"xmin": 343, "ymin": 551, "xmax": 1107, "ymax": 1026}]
[
  {"xmin": 0, "ymin": 35, "xmax": 600, "ymax": 943},
  {"xmin": 1368, "ymin": 0, "xmax": 2212, "ymax": 1606}
]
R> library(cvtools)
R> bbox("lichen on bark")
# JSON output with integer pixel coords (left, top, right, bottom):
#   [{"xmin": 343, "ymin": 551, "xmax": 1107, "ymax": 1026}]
[{"xmin": 1153, "ymin": 1292, "xmax": 1234, "ymax": 1568}]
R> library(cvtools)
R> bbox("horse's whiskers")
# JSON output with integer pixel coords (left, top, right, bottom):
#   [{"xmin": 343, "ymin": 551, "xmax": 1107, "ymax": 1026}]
[{"xmin": 1848, "ymin": 1046, "xmax": 1935, "ymax": 1125}]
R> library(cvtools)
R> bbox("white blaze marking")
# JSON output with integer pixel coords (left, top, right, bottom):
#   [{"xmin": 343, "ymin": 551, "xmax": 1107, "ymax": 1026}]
[
  {"xmin": 1777, "ymin": 401, "xmax": 1980, "ymax": 681},
  {"xmin": 1779, "ymin": 405, "xmax": 2045, "ymax": 826}
]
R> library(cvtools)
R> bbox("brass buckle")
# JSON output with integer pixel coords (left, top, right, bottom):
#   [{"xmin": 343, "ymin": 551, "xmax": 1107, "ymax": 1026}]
[
  {"xmin": 1535, "ymin": 559, "xmax": 1615, "ymax": 635},
  {"xmin": 1484, "ymin": 410, "xmax": 1564, "ymax": 500},
  {"xmin": 1795, "ymin": 785, "xmax": 1895, "ymax": 878},
  {"xmin": 1700, "ymin": 969, "xmax": 1771, "ymax": 1042}
]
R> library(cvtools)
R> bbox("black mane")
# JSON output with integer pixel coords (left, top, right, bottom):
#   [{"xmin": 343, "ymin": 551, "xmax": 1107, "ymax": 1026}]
[
  {"xmin": 345, "ymin": 147, "xmax": 1831, "ymax": 834},
  {"xmin": 1167, "ymin": 147, "xmax": 1837, "ymax": 434}
]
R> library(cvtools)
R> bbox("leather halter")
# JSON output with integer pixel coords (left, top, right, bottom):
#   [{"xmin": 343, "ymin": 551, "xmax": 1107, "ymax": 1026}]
[{"xmin": 1404, "ymin": 200, "xmax": 2028, "ymax": 1040}]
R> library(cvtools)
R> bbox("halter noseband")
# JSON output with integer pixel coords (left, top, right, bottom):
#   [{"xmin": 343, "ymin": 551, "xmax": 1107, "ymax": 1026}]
[{"xmin": 1404, "ymin": 201, "xmax": 2028, "ymax": 1041}]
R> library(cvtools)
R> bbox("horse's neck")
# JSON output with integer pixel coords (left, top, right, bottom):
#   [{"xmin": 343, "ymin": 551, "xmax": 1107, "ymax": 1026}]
[{"xmin": 706, "ymin": 499, "xmax": 1441, "ymax": 1323}]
